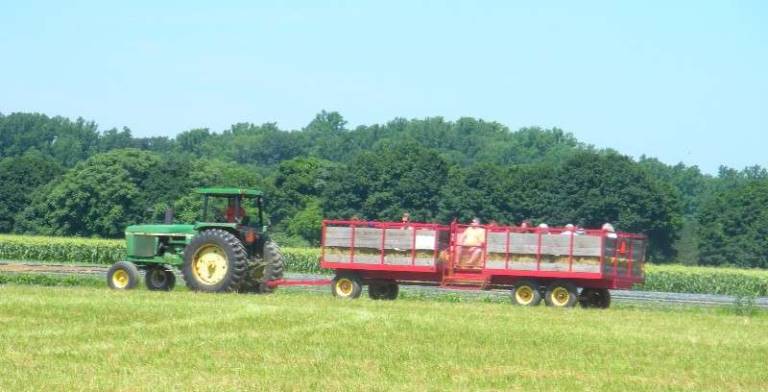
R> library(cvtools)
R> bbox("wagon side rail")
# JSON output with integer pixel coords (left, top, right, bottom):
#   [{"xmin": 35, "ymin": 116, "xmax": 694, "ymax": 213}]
[{"xmin": 319, "ymin": 219, "xmax": 449, "ymax": 272}]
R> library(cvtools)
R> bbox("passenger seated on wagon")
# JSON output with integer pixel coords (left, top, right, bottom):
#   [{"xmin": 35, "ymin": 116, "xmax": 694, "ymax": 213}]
[
  {"xmin": 458, "ymin": 217, "xmax": 486, "ymax": 267},
  {"xmin": 537, "ymin": 223, "xmax": 550, "ymax": 234},
  {"xmin": 602, "ymin": 223, "xmax": 618, "ymax": 238},
  {"xmin": 400, "ymin": 211, "xmax": 412, "ymax": 229},
  {"xmin": 561, "ymin": 224, "xmax": 575, "ymax": 235}
]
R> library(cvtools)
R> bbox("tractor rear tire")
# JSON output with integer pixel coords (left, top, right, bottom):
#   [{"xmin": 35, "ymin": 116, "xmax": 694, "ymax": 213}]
[
  {"xmin": 332, "ymin": 273, "xmax": 362, "ymax": 299},
  {"xmin": 107, "ymin": 261, "xmax": 140, "ymax": 290},
  {"xmin": 257, "ymin": 240, "xmax": 285, "ymax": 293},
  {"xmin": 511, "ymin": 279, "xmax": 542, "ymax": 306},
  {"xmin": 368, "ymin": 281, "xmax": 399, "ymax": 300},
  {"xmin": 579, "ymin": 288, "xmax": 611, "ymax": 309},
  {"xmin": 182, "ymin": 229, "xmax": 247, "ymax": 293},
  {"xmin": 544, "ymin": 280, "xmax": 578, "ymax": 308},
  {"xmin": 238, "ymin": 240, "xmax": 285, "ymax": 294},
  {"xmin": 145, "ymin": 266, "xmax": 176, "ymax": 291}
]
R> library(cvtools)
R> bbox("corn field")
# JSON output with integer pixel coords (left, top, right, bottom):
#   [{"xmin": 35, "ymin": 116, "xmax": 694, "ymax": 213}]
[
  {"xmin": 0, "ymin": 235, "xmax": 125, "ymax": 264},
  {"xmin": 643, "ymin": 264, "xmax": 768, "ymax": 297},
  {"xmin": 1, "ymin": 234, "xmax": 766, "ymax": 296},
  {"xmin": 0, "ymin": 234, "xmax": 324, "ymax": 274}
]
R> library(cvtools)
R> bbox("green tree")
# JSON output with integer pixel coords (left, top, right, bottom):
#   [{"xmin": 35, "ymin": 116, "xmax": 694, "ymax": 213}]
[
  {"xmin": 285, "ymin": 200, "xmax": 324, "ymax": 245},
  {"xmin": 16, "ymin": 149, "xmax": 164, "ymax": 237},
  {"xmin": 554, "ymin": 152, "xmax": 682, "ymax": 260},
  {"xmin": 322, "ymin": 142, "xmax": 450, "ymax": 221},
  {"xmin": 697, "ymin": 179, "xmax": 768, "ymax": 268},
  {"xmin": 0, "ymin": 112, "xmax": 99, "ymax": 166},
  {"xmin": 0, "ymin": 151, "xmax": 62, "ymax": 232},
  {"xmin": 98, "ymin": 127, "xmax": 136, "ymax": 151}
]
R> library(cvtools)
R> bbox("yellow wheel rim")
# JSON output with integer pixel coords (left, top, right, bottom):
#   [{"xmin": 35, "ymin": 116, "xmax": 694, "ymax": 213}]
[
  {"xmin": 192, "ymin": 244, "xmax": 228, "ymax": 285},
  {"xmin": 515, "ymin": 285, "xmax": 535, "ymax": 305},
  {"xmin": 336, "ymin": 278, "xmax": 354, "ymax": 297},
  {"xmin": 112, "ymin": 269, "xmax": 129, "ymax": 289},
  {"xmin": 551, "ymin": 287, "xmax": 571, "ymax": 307}
]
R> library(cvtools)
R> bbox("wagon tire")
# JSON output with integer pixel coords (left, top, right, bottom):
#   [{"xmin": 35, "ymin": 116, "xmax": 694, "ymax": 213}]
[
  {"xmin": 368, "ymin": 281, "xmax": 399, "ymax": 300},
  {"xmin": 332, "ymin": 273, "xmax": 362, "ymax": 299},
  {"xmin": 145, "ymin": 266, "xmax": 176, "ymax": 291},
  {"xmin": 544, "ymin": 280, "xmax": 578, "ymax": 308},
  {"xmin": 182, "ymin": 229, "xmax": 247, "ymax": 293},
  {"xmin": 511, "ymin": 279, "xmax": 542, "ymax": 306},
  {"xmin": 107, "ymin": 261, "xmax": 140, "ymax": 290},
  {"xmin": 579, "ymin": 288, "xmax": 611, "ymax": 309}
]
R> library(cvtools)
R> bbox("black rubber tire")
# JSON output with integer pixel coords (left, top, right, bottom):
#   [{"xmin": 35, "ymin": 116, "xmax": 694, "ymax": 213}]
[
  {"xmin": 145, "ymin": 266, "xmax": 176, "ymax": 291},
  {"xmin": 237, "ymin": 240, "xmax": 285, "ymax": 294},
  {"xmin": 257, "ymin": 240, "xmax": 285, "ymax": 293},
  {"xmin": 182, "ymin": 229, "xmax": 247, "ymax": 293},
  {"xmin": 511, "ymin": 279, "xmax": 542, "ymax": 306},
  {"xmin": 579, "ymin": 288, "xmax": 611, "ymax": 309},
  {"xmin": 332, "ymin": 273, "xmax": 363, "ymax": 299},
  {"xmin": 107, "ymin": 261, "xmax": 140, "ymax": 290},
  {"xmin": 544, "ymin": 280, "xmax": 578, "ymax": 308},
  {"xmin": 368, "ymin": 281, "xmax": 399, "ymax": 300}
]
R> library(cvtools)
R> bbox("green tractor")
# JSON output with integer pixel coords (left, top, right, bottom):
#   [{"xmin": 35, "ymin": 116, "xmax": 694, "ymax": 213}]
[{"xmin": 107, "ymin": 187, "xmax": 284, "ymax": 293}]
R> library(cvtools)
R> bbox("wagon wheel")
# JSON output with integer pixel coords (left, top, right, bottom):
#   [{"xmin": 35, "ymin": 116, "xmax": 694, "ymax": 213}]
[
  {"xmin": 107, "ymin": 261, "xmax": 140, "ymax": 290},
  {"xmin": 579, "ymin": 288, "xmax": 611, "ymax": 309},
  {"xmin": 332, "ymin": 273, "xmax": 362, "ymax": 299},
  {"xmin": 368, "ymin": 281, "xmax": 399, "ymax": 300},
  {"xmin": 544, "ymin": 281, "xmax": 578, "ymax": 308},
  {"xmin": 511, "ymin": 279, "xmax": 542, "ymax": 306}
]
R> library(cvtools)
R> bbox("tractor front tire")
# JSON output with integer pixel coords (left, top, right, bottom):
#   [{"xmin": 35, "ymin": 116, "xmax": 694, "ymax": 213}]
[
  {"xmin": 107, "ymin": 261, "xmax": 140, "ymax": 290},
  {"xmin": 368, "ymin": 281, "xmax": 399, "ymax": 300},
  {"xmin": 332, "ymin": 273, "xmax": 362, "ymax": 299},
  {"xmin": 182, "ymin": 229, "xmax": 247, "ymax": 293},
  {"xmin": 145, "ymin": 266, "xmax": 176, "ymax": 291}
]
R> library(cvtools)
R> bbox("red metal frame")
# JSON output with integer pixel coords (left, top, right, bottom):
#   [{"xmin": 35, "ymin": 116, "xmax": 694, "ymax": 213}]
[{"xmin": 296, "ymin": 219, "xmax": 647, "ymax": 291}]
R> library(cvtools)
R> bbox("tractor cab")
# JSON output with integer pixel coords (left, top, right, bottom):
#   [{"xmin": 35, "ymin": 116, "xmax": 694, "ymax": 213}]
[{"xmin": 196, "ymin": 187, "xmax": 265, "ymax": 229}]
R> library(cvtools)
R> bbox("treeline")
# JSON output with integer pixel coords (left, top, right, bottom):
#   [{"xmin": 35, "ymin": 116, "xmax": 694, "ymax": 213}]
[{"xmin": 1, "ymin": 111, "xmax": 766, "ymax": 268}]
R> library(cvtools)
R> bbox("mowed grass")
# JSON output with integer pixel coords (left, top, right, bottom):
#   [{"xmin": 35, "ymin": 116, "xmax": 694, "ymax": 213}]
[{"xmin": 0, "ymin": 286, "xmax": 767, "ymax": 392}]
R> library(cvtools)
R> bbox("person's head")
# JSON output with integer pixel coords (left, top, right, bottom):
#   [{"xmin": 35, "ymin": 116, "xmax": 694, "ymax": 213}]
[
  {"xmin": 564, "ymin": 223, "xmax": 575, "ymax": 231},
  {"xmin": 401, "ymin": 212, "xmax": 410, "ymax": 221},
  {"xmin": 602, "ymin": 223, "xmax": 615, "ymax": 232},
  {"xmin": 471, "ymin": 217, "xmax": 480, "ymax": 226}
]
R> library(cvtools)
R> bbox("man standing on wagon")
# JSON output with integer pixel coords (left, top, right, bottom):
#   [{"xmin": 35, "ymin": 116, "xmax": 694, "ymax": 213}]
[{"xmin": 459, "ymin": 217, "xmax": 486, "ymax": 268}]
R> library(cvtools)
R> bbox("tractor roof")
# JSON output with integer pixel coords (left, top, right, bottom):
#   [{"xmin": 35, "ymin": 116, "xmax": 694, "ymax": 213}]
[{"xmin": 195, "ymin": 187, "xmax": 263, "ymax": 197}]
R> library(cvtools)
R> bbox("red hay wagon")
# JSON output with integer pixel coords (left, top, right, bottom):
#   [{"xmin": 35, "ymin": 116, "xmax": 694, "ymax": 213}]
[{"xmin": 318, "ymin": 219, "xmax": 647, "ymax": 308}]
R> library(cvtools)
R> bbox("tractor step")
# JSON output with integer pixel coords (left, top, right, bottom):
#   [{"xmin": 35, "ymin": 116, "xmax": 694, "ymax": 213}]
[
  {"xmin": 441, "ymin": 273, "xmax": 490, "ymax": 289},
  {"xmin": 444, "ymin": 272, "xmax": 487, "ymax": 280}
]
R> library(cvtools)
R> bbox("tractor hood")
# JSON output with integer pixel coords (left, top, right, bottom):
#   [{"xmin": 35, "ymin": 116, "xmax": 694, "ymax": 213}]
[{"xmin": 125, "ymin": 224, "xmax": 197, "ymax": 236}]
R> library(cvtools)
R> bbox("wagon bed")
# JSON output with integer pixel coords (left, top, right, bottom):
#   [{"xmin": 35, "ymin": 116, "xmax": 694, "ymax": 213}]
[{"xmin": 319, "ymin": 219, "xmax": 647, "ymax": 308}]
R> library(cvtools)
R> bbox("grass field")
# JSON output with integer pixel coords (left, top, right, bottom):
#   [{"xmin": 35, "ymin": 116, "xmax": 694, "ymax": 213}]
[{"xmin": 1, "ymin": 285, "xmax": 766, "ymax": 391}]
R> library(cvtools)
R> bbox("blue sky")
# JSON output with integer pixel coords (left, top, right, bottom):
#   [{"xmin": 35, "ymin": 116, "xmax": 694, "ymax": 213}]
[{"xmin": 1, "ymin": 1, "xmax": 765, "ymax": 173}]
